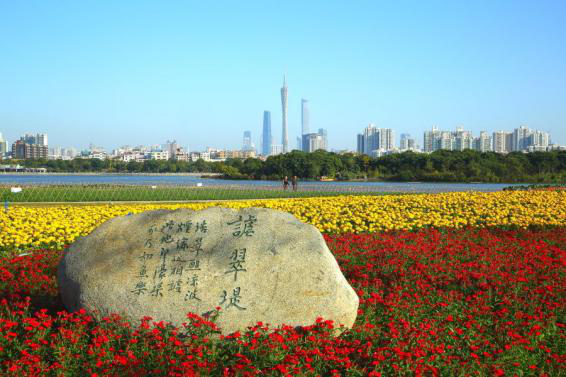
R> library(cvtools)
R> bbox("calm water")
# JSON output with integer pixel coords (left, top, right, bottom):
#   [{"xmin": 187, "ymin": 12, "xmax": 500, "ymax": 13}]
[{"xmin": 0, "ymin": 174, "xmax": 528, "ymax": 193}]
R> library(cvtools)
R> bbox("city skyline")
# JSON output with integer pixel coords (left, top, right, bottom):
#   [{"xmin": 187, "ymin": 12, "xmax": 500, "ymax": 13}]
[{"xmin": 1, "ymin": 1, "xmax": 565, "ymax": 150}]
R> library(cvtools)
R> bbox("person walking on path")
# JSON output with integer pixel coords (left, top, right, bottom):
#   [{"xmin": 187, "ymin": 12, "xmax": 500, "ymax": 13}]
[
  {"xmin": 292, "ymin": 175, "xmax": 298, "ymax": 191},
  {"xmin": 283, "ymin": 176, "xmax": 289, "ymax": 190}
]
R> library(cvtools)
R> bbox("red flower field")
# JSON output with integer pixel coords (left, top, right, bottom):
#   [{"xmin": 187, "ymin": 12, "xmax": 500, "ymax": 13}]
[{"xmin": 1, "ymin": 228, "xmax": 564, "ymax": 376}]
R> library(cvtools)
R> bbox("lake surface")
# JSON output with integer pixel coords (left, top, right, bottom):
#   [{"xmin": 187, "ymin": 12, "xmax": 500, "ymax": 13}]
[{"xmin": 0, "ymin": 174, "xmax": 528, "ymax": 193}]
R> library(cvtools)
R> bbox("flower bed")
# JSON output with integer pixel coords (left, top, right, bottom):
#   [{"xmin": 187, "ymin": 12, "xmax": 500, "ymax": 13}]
[
  {"xmin": 1, "ymin": 228, "xmax": 564, "ymax": 376},
  {"xmin": 1, "ymin": 191, "xmax": 565, "ymax": 252}
]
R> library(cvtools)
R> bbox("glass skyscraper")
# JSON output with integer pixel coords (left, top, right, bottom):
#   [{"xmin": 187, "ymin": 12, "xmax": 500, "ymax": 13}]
[
  {"xmin": 301, "ymin": 99, "xmax": 309, "ymax": 136},
  {"xmin": 281, "ymin": 75, "xmax": 288, "ymax": 153},
  {"xmin": 262, "ymin": 111, "xmax": 272, "ymax": 156}
]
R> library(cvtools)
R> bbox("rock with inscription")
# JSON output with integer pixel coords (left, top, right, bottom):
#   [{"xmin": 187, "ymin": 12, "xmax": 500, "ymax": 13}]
[{"xmin": 57, "ymin": 207, "xmax": 359, "ymax": 334}]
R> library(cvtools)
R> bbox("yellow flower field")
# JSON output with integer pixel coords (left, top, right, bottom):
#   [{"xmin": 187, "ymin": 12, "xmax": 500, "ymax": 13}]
[{"xmin": 0, "ymin": 191, "xmax": 564, "ymax": 252}]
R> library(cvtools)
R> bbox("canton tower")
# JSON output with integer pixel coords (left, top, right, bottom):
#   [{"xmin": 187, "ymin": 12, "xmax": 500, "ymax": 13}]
[{"xmin": 281, "ymin": 75, "xmax": 288, "ymax": 153}]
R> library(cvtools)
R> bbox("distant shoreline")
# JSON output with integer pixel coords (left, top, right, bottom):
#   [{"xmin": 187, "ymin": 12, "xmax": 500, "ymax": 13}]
[{"xmin": 0, "ymin": 172, "xmax": 220, "ymax": 177}]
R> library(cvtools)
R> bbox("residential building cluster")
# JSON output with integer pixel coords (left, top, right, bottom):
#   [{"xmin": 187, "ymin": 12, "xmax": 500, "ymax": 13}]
[
  {"xmin": 356, "ymin": 125, "xmax": 400, "ymax": 157},
  {"xmin": 354, "ymin": 124, "xmax": 560, "ymax": 157},
  {"xmin": 423, "ymin": 125, "xmax": 553, "ymax": 153},
  {"xmin": 11, "ymin": 133, "xmax": 49, "ymax": 160}
]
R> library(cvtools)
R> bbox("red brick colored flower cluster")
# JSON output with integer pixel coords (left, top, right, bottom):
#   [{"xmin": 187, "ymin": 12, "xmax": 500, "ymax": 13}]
[{"xmin": 1, "ymin": 228, "xmax": 564, "ymax": 376}]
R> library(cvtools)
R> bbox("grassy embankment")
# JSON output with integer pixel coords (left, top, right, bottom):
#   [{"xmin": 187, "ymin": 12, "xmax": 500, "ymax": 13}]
[{"xmin": 0, "ymin": 185, "xmax": 391, "ymax": 203}]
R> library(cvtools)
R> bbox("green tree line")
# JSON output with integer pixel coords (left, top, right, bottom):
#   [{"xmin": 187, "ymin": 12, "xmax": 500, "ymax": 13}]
[{"xmin": 12, "ymin": 150, "xmax": 566, "ymax": 183}]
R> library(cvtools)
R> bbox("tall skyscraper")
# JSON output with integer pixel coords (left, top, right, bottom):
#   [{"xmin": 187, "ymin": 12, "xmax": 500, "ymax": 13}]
[
  {"xmin": 301, "ymin": 99, "xmax": 309, "ymax": 136},
  {"xmin": 0, "ymin": 132, "xmax": 7, "ymax": 157},
  {"xmin": 262, "ymin": 111, "xmax": 272, "ymax": 156},
  {"xmin": 242, "ymin": 131, "xmax": 253, "ymax": 151},
  {"xmin": 281, "ymin": 75, "xmax": 288, "ymax": 153},
  {"xmin": 318, "ymin": 128, "xmax": 328, "ymax": 151}
]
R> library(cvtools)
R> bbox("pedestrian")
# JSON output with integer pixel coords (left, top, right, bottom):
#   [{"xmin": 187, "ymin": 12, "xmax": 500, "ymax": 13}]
[
  {"xmin": 292, "ymin": 175, "xmax": 298, "ymax": 191},
  {"xmin": 283, "ymin": 176, "xmax": 289, "ymax": 190}
]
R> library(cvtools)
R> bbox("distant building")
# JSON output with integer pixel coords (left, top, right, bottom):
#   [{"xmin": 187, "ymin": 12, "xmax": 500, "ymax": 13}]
[
  {"xmin": 242, "ymin": 131, "xmax": 254, "ymax": 151},
  {"xmin": 281, "ymin": 76, "xmax": 288, "ymax": 153},
  {"xmin": 529, "ymin": 130, "xmax": 550, "ymax": 148},
  {"xmin": 423, "ymin": 126, "xmax": 441, "ymax": 152},
  {"xmin": 262, "ymin": 111, "xmax": 272, "ymax": 156},
  {"xmin": 453, "ymin": 127, "xmax": 473, "ymax": 151},
  {"xmin": 356, "ymin": 133, "xmax": 365, "ymax": 154},
  {"xmin": 12, "ymin": 140, "xmax": 48, "ymax": 159},
  {"xmin": 400, "ymin": 134, "xmax": 416, "ymax": 151},
  {"xmin": 302, "ymin": 133, "xmax": 325, "ymax": 153},
  {"xmin": 164, "ymin": 140, "xmax": 179, "ymax": 158},
  {"xmin": 270, "ymin": 144, "xmax": 283, "ymax": 156},
  {"xmin": 318, "ymin": 128, "xmax": 328, "ymax": 151},
  {"xmin": 20, "ymin": 133, "xmax": 48, "ymax": 146},
  {"xmin": 0, "ymin": 133, "xmax": 8, "ymax": 158},
  {"xmin": 357, "ymin": 124, "xmax": 395, "ymax": 155},
  {"xmin": 473, "ymin": 131, "xmax": 492, "ymax": 152},
  {"xmin": 147, "ymin": 151, "xmax": 170, "ymax": 160},
  {"xmin": 301, "ymin": 99, "xmax": 309, "ymax": 135},
  {"xmin": 492, "ymin": 131, "xmax": 512, "ymax": 153},
  {"xmin": 513, "ymin": 125, "xmax": 530, "ymax": 152}
]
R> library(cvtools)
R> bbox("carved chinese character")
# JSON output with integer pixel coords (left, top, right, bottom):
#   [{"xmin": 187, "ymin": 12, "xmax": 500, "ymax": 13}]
[
  {"xmin": 186, "ymin": 259, "xmax": 201, "ymax": 270},
  {"xmin": 150, "ymin": 282, "xmax": 163, "ymax": 297},
  {"xmin": 188, "ymin": 274, "xmax": 198, "ymax": 287},
  {"xmin": 189, "ymin": 237, "xmax": 204, "ymax": 256},
  {"xmin": 172, "ymin": 255, "xmax": 187, "ymax": 263},
  {"xmin": 195, "ymin": 220, "xmax": 208, "ymax": 233},
  {"xmin": 219, "ymin": 287, "xmax": 246, "ymax": 310},
  {"xmin": 185, "ymin": 288, "xmax": 201, "ymax": 301},
  {"xmin": 160, "ymin": 234, "xmax": 174, "ymax": 244},
  {"xmin": 170, "ymin": 265, "xmax": 184, "ymax": 276},
  {"xmin": 144, "ymin": 239, "xmax": 153, "ymax": 248},
  {"xmin": 138, "ymin": 264, "xmax": 148, "ymax": 278},
  {"xmin": 161, "ymin": 220, "xmax": 176, "ymax": 233},
  {"xmin": 138, "ymin": 252, "xmax": 153, "ymax": 262},
  {"xmin": 177, "ymin": 221, "xmax": 192, "ymax": 233},
  {"xmin": 176, "ymin": 237, "xmax": 190, "ymax": 251},
  {"xmin": 148, "ymin": 225, "xmax": 157, "ymax": 235},
  {"xmin": 227, "ymin": 215, "xmax": 257, "ymax": 237},
  {"xmin": 167, "ymin": 279, "xmax": 182, "ymax": 293},
  {"xmin": 160, "ymin": 248, "xmax": 170, "ymax": 258},
  {"xmin": 154, "ymin": 261, "xmax": 167, "ymax": 279},
  {"xmin": 225, "ymin": 248, "xmax": 247, "ymax": 281},
  {"xmin": 131, "ymin": 281, "xmax": 147, "ymax": 295}
]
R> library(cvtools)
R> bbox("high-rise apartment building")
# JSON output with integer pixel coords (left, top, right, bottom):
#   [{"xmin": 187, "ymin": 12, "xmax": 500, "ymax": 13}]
[
  {"xmin": 301, "ymin": 99, "xmax": 309, "ymax": 136},
  {"xmin": 280, "ymin": 75, "xmax": 288, "ymax": 153},
  {"xmin": 357, "ymin": 124, "xmax": 395, "ymax": 155},
  {"xmin": 12, "ymin": 140, "xmax": 48, "ymax": 159},
  {"xmin": 492, "ymin": 131, "xmax": 511, "ymax": 153},
  {"xmin": 513, "ymin": 126, "xmax": 531, "ymax": 152},
  {"xmin": 453, "ymin": 127, "xmax": 473, "ymax": 151},
  {"xmin": 529, "ymin": 130, "xmax": 550, "ymax": 148},
  {"xmin": 423, "ymin": 126, "xmax": 441, "ymax": 152},
  {"xmin": 0, "ymin": 133, "xmax": 8, "ymax": 157},
  {"xmin": 400, "ymin": 134, "xmax": 416, "ymax": 150},
  {"xmin": 20, "ymin": 133, "xmax": 48, "ymax": 146},
  {"xmin": 473, "ymin": 131, "xmax": 492, "ymax": 152},
  {"xmin": 261, "ymin": 111, "xmax": 272, "ymax": 156},
  {"xmin": 302, "ymin": 133, "xmax": 325, "ymax": 153},
  {"xmin": 36, "ymin": 133, "xmax": 48, "ymax": 146}
]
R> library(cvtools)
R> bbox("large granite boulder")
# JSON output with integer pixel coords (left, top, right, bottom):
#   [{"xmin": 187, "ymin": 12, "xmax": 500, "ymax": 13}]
[{"xmin": 57, "ymin": 207, "xmax": 359, "ymax": 334}]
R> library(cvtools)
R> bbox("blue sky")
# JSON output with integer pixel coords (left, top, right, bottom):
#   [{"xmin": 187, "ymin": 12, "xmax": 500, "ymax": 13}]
[{"xmin": 1, "ymin": 0, "xmax": 565, "ymax": 151}]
